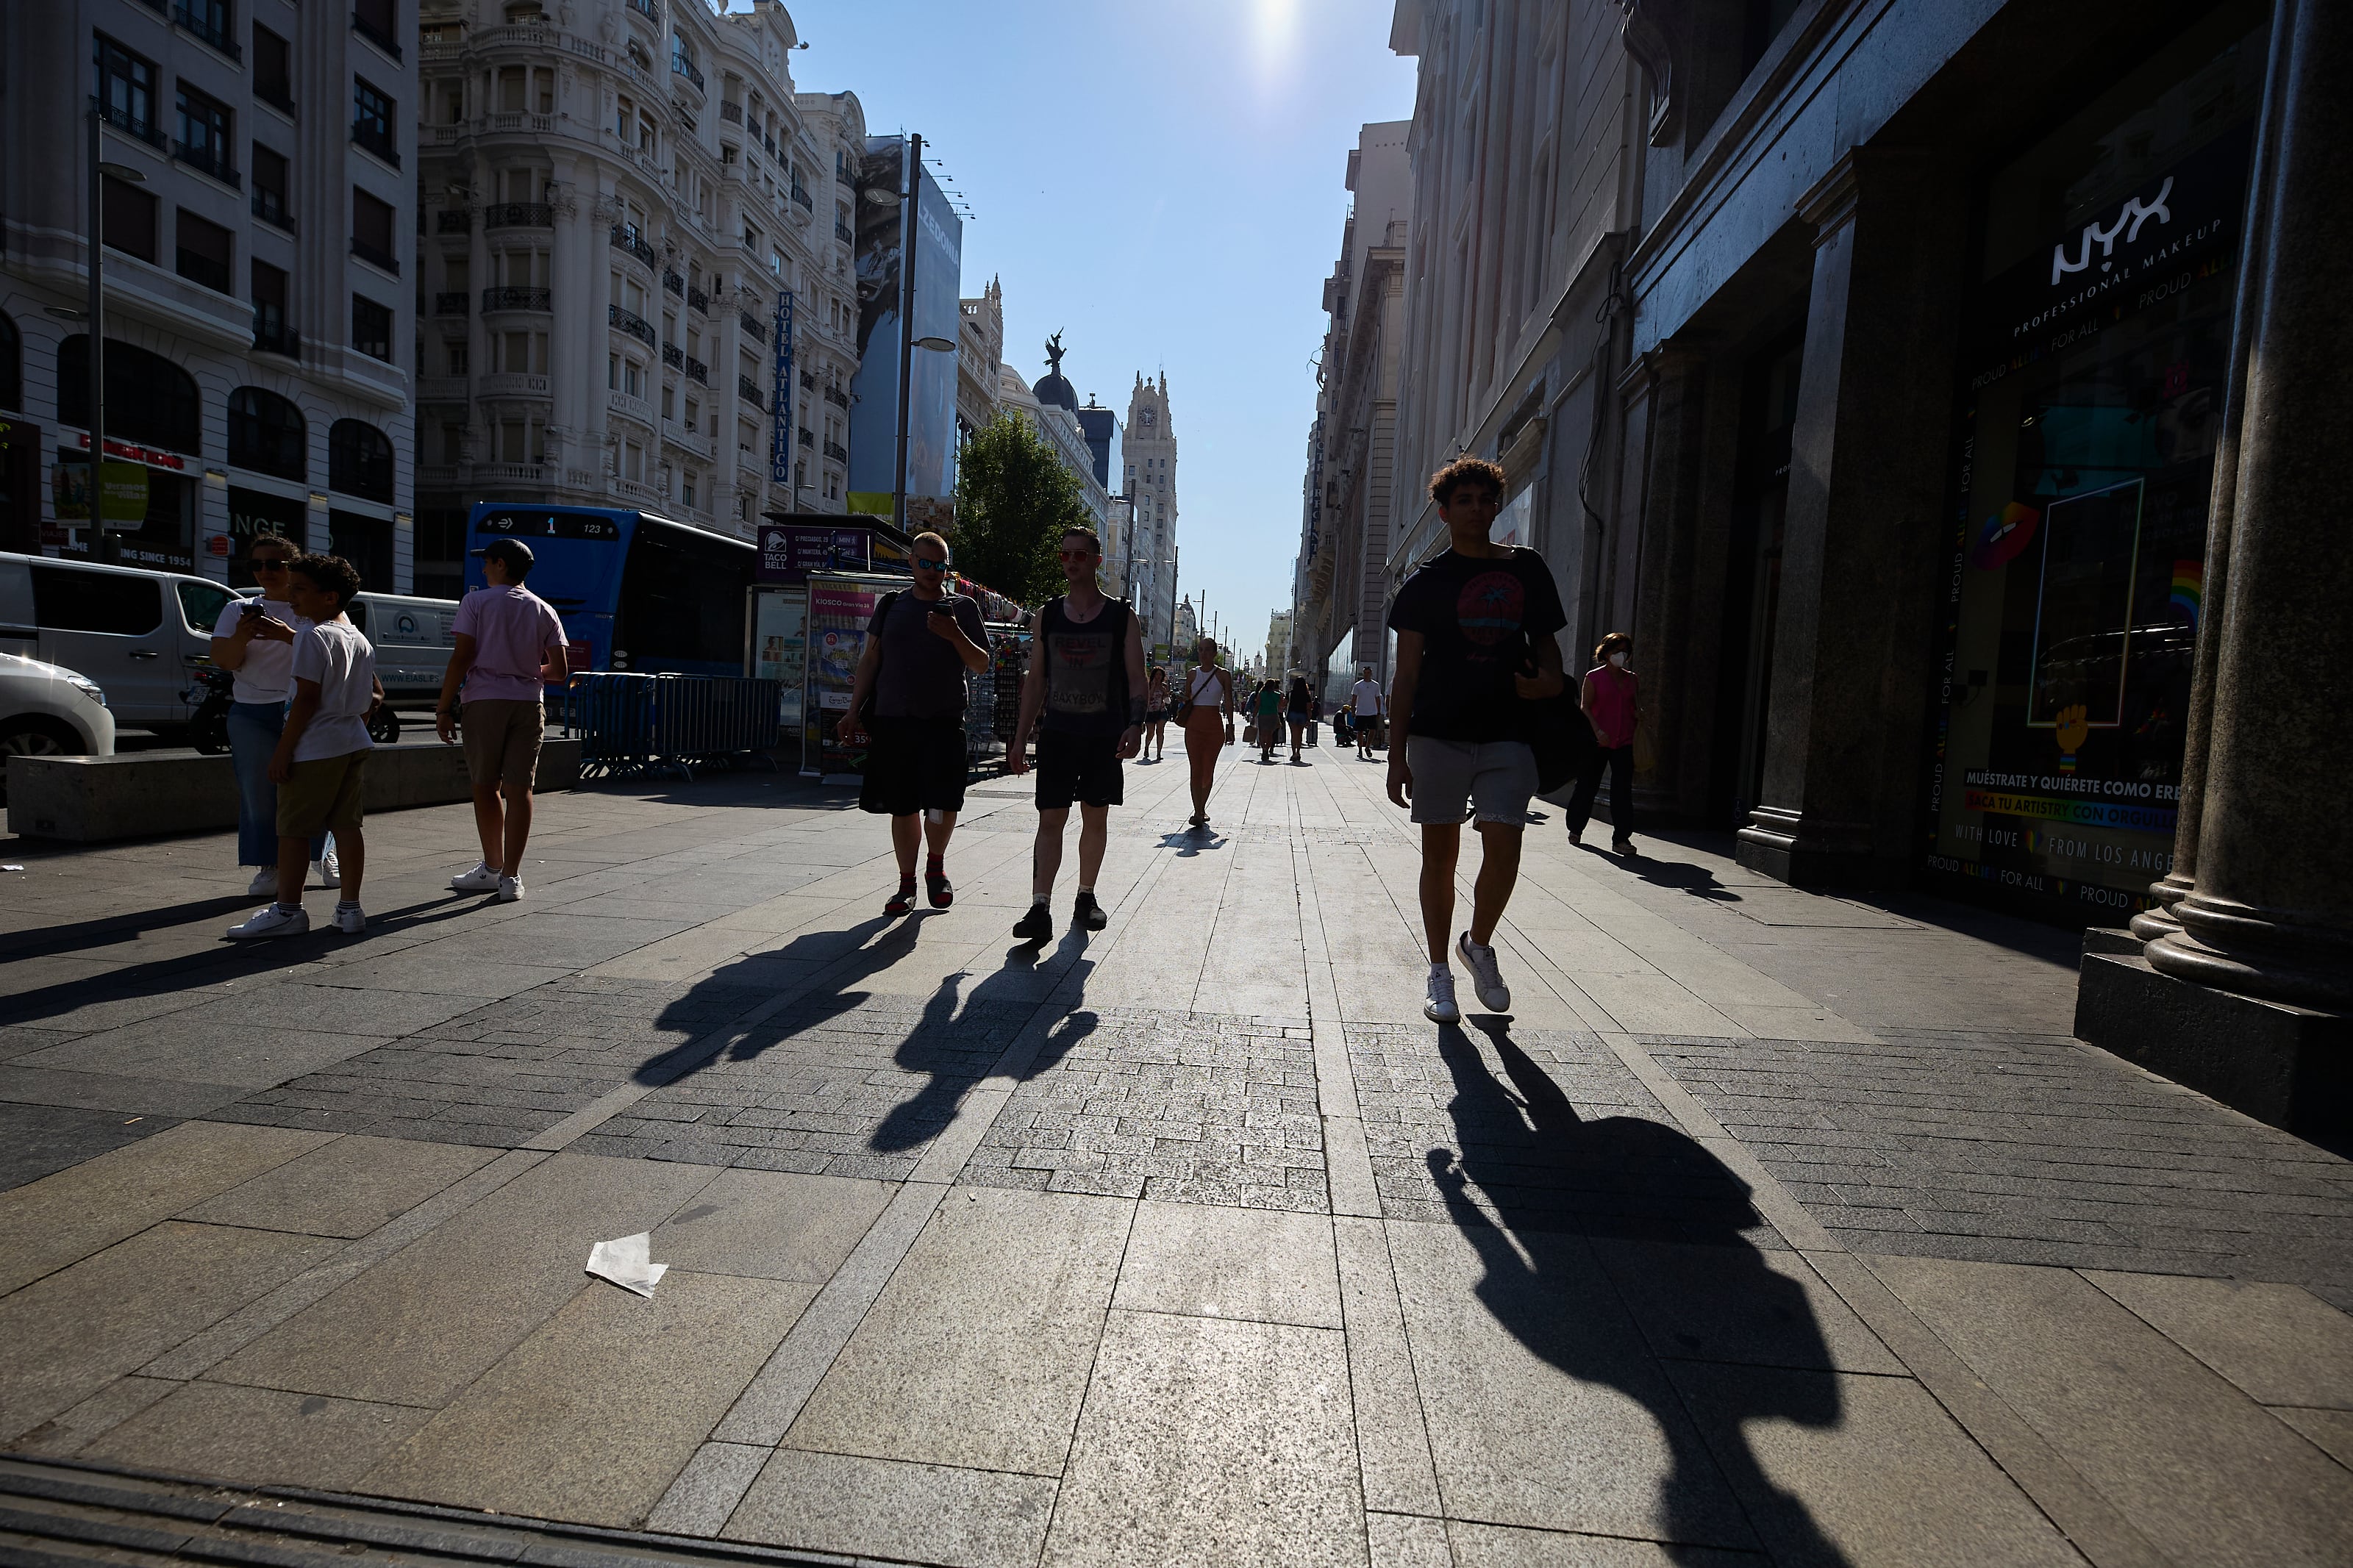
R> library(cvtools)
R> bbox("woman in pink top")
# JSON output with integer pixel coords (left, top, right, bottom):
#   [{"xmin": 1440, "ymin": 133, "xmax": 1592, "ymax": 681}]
[{"xmin": 1565, "ymin": 631, "xmax": 1638, "ymax": 853}]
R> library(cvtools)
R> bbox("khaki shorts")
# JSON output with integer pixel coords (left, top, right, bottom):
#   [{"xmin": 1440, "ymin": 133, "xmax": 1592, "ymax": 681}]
[
  {"xmin": 276, "ymin": 751, "xmax": 368, "ymax": 837},
  {"xmin": 462, "ymin": 698, "xmax": 545, "ymax": 792}
]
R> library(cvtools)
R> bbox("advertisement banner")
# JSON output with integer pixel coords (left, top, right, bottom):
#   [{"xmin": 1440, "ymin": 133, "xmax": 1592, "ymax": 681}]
[
  {"xmin": 846, "ymin": 136, "xmax": 963, "ymax": 511},
  {"xmin": 806, "ymin": 574, "xmax": 888, "ymax": 776},
  {"xmin": 751, "ymin": 585, "xmax": 808, "ymax": 744},
  {"xmin": 757, "ymin": 523, "xmax": 875, "ymax": 581}
]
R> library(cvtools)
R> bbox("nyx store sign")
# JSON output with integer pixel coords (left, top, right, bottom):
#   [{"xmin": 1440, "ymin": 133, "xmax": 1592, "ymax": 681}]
[{"xmin": 1975, "ymin": 126, "xmax": 2250, "ymax": 370}]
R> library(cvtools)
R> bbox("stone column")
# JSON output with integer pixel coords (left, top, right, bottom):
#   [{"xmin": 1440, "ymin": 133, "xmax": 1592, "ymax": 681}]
[
  {"xmin": 2143, "ymin": 0, "xmax": 2353, "ymax": 1012},
  {"xmin": 546, "ymin": 168, "xmax": 583, "ymax": 481},
  {"xmin": 1624, "ymin": 341, "xmax": 1718, "ymax": 820},
  {"xmin": 1735, "ymin": 149, "xmax": 1963, "ymax": 886}
]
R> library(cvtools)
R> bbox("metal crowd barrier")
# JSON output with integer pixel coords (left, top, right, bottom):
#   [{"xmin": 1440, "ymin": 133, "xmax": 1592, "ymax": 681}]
[{"xmin": 559, "ymin": 673, "xmax": 782, "ymax": 779}]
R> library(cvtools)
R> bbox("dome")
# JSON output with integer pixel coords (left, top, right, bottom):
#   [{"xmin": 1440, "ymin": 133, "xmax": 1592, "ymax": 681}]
[{"xmin": 1033, "ymin": 371, "xmax": 1078, "ymax": 412}]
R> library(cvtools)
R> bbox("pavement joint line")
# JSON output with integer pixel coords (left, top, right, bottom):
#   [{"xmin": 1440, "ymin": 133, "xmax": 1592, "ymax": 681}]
[{"xmin": 1291, "ymin": 815, "xmax": 1379, "ymax": 1222}]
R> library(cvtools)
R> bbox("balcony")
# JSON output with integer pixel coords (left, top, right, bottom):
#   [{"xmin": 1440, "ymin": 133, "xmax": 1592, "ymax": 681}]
[
  {"xmin": 663, "ymin": 269, "xmax": 685, "ymax": 297},
  {"xmin": 685, "ymin": 356, "xmax": 708, "ymax": 386},
  {"xmin": 672, "ymin": 54, "xmax": 704, "ymax": 92},
  {"xmin": 738, "ymin": 311, "xmax": 763, "ymax": 338},
  {"xmin": 835, "ymin": 218, "xmax": 853, "ymax": 244},
  {"xmin": 256, "ymin": 82, "xmax": 294, "ymax": 117},
  {"xmin": 172, "ymin": 138, "xmax": 241, "ymax": 189},
  {"xmin": 174, "ymin": 4, "xmax": 241, "ymax": 60},
  {"xmin": 352, "ymin": 123, "xmax": 400, "ymax": 168},
  {"xmin": 484, "ymin": 286, "xmax": 552, "ymax": 312},
  {"xmin": 798, "ymin": 428, "xmax": 813, "ymax": 448},
  {"xmin": 102, "ymin": 97, "xmax": 169, "ymax": 152},
  {"xmin": 609, "ymin": 304, "xmax": 656, "ymax": 348},
  {"xmin": 480, "ymin": 373, "xmax": 551, "ymax": 398},
  {"xmin": 432, "ymin": 293, "xmax": 469, "ymax": 316},
  {"xmin": 738, "ymin": 374, "xmax": 763, "ymax": 403},
  {"xmin": 609, "ymin": 224, "xmax": 655, "ymax": 270},
  {"xmin": 790, "ymin": 181, "xmax": 813, "ymax": 212},
  {"xmin": 627, "ymin": 0, "xmax": 660, "ymax": 18},
  {"xmin": 720, "ymin": 101, "xmax": 743, "ymax": 124},
  {"xmin": 824, "ymin": 384, "xmax": 851, "ymax": 409},
  {"xmin": 688, "ymin": 286, "xmax": 709, "ymax": 315},
  {"xmin": 823, "ymin": 440, "xmax": 848, "ymax": 463},
  {"xmin": 253, "ymin": 325, "xmax": 301, "ymax": 358},
  {"xmin": 483, "ymin": 202, "xmax": 551, "ymax": 229},
  {"xmin": 354, "ymin": 12, "xmax": 404, "ymax": 62},
  {"xmin": 435, "ymin": 209, "xmax": 471, "ymax": 233},
  {"xmin": 662, "ymin": 343, "xmax": 684, "ymax": 370},
  {"xmin": 251, "ymin": 189, "xmax": 295, "ymax": 234},
  {"xmin": 351, "ymin": 237, "xmax": 400, "ymax": 274}
]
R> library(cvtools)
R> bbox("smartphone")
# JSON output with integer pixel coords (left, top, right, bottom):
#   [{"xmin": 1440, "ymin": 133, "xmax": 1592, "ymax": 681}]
[{"xmin": 240, "ymin": 601, "xmax": 265, "ymax": 620}]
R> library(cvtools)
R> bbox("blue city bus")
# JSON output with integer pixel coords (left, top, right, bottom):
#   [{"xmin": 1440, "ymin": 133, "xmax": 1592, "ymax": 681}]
[{"xmin": 463, "ymin": 504, "xmax": 756, "ymax": 676}]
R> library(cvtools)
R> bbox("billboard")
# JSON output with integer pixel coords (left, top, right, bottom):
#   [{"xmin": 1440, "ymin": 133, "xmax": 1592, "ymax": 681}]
[{"xmin": 848, "ymin": 137, "xmax": 962, "ymax": 514}]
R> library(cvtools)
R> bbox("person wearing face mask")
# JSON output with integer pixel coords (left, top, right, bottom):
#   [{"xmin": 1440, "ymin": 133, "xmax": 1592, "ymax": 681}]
[{"xmin": 1565, "ymin": 631, "xmax": 1638, "ymax": 853}]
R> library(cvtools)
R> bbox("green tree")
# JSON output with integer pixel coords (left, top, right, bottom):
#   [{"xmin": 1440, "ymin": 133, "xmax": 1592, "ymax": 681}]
[{"xmin": 951, "ymin": 412, "xmax": 1090, "ymax": 606}]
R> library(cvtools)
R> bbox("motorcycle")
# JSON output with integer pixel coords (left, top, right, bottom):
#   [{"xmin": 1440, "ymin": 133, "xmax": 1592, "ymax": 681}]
[{"xmin": 185, "ymin": 666, "xmax": 236, "ymax": 755}]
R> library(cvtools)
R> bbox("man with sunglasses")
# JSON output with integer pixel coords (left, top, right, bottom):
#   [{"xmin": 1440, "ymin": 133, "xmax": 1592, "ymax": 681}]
[
  {"xmin": 208, "ymin": 531, "xmax": 337, "ymax": 895},
  {"xmin": 1007, "ymin": 526, "xmax": 1146, "ymax": 941},
  {"xmin": 839, "ymin": 531, "xmax": 990, "ymax": 914}
]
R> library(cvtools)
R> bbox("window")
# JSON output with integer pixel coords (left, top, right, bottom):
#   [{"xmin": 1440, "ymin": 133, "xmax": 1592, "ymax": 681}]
[
  {"xmin": 534, "ymin": 68, "xmax": 554, "ymax": 114},
  {"xmin": 446, "ymin": 342, "xmax": 468, "ymax": 374},
  {"xmin": 352, "ymin": 77, "xmax": 398, "ymax": 166},
  {"xmin": 615, "ymin": 93, "xmax": 634, "ymax": 137},
  {"xmin": 253, "ymin": 25, "xmax": 293, "ymax": 112},
  {"xmin": 0, "ymin": 311, "xmax": 18, "ymax": 412},
  {"xmin": 353, "ymin": 0, "xmax": 401, "ymax": 60},
  {"xmin": 351, "ymin": 295, "xmax": 393, "ymax": 362},
  {"xmin": 176, "ymin": 210, "xmax": 232, "ymax": 293},
  {"xmin": 30, "ymin": 565, "xmax": 162, "ymax": 637},
  {"xmin": 58, "ymin": 338, "xmax": 199, "ymax": 453},
  {"xmin": 175, "ymin": 82, "xmax": 236, "ymax": 185},
  {"xmin": 93, "ymin": 36, "xmax": 161, "ymax": 146},
  {"xmin": 498, "ymin": 66, "xmax": 525, "ymax": 113},
  {"xmin": 351, "ymin": 189, "xmax": 397, "ymax": 272},
  {"xmin": 177, "ymin": 0, "xmax": 234, "ymax": 57},
  {"xmin": 329, "ymin": 419, "xmax": 394, "ymax": 501},
  {"xmin": 176, "ymin": 579, "xmax": 234, "ymax": 636},
  {"xmin": 101, "ymin": 177, "xmax": 158, "ymax": 263},
  {"xmin": 251, "ymin": 144, "xmax": 290, "ymax": 229},
  {"xmin": 228, "ymin": 387, "xmax": 304, "ymax": 479},
  {"xmin": 440, "ymin": 80, "xmax": 465, "ymax": 124}
]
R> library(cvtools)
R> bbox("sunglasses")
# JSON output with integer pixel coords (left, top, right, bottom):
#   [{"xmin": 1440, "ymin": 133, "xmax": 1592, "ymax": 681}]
[
  {"xmin": 912, "ymin": 557, "xmax": 949, "ymax": 572},
  {"xmin": 1057, "ymin": 549, "xmax": 1095, "ymax": 562},
  {"xmin": 250, "ymin": 559, "xmax": 291, "ymax": 572}
]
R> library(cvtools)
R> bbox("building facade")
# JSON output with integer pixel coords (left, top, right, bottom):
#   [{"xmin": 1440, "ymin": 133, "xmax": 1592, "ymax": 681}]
[
  {"xmin": 413, "ymin": 0, "xmax": 858, "ymax": 593},
  {"xmin": 955, "ymin": 274, "xmax": 1003, "ymax": 443},
  {"xmin": 997, "ymin": 357, "xmax": 1114, "ymax": 543},
  {"xmin": 1382, "ymin": 0, "xmax": 2347, "ymax": 1131},
  {"xmin": 1122, "ymin": 372, "xmax": 1178, "ymax": 657},
  {"xmin": 2, "ymin": 0, "xmax": 418, "ymax": 590},
  {"xmin": 1295, "ymin": 120, "xmax": 1409, "ymax": 704}
]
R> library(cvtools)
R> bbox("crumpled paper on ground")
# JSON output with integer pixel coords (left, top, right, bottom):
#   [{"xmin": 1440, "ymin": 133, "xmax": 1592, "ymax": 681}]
[{"xmin": 585, "ymin": 1232, "xmax": 668, "ymax": 1297}]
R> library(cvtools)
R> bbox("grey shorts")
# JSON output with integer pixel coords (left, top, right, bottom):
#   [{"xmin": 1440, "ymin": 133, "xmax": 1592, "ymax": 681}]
[{"xmin": 1405, "ymin": 737, "xmax": 1538, "ymax": 825}]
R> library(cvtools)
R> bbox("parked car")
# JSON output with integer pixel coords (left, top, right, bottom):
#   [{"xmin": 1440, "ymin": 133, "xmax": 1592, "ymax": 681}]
[
  {"xmin": 0, "ymin": 650, "xmax": 117, "ymax": 805},
  {"xmin": 0, "ymin": 552, "xmax": 238, "ymax": 739},
  {"xmin": 349, "ymin": 591, "xmax": 460, "ymax": 706}
]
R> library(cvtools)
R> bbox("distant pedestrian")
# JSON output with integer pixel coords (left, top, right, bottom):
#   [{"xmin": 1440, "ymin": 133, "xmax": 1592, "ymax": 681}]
[
  {"xmin": 1143, "ymin": 665, "xmax": 1171, "ymax": 762},
  {"xmin": 1007, "ymin": 527, "xmax": 1147, "ymax": 942},
  {"xmin": 1254, "ymin": 679, "xmax": 1282, "ymax": 763},
  {"xmin": 1179, "ymin": 637, "xmax": 1235, "ymax": 826},
  {"xmin": 208, "ymin": 531, "xmax": 336, "ymax": 895},
  {"xmin": 435, "ymin": 537, "xmax": 569, "ymax": 903},
  {"xmin": 1387, "ymin": 457, "xmax": 1567, "ymax": 1024},
  {"xmin": 1350, "ymin": 665, "xmax": 1385, "ymax": 759},
  {"xmin": 1285, "ymin": 674, "xmax": 1314, "ymax": 763},
  {"xmin": 839, "ymin": 531, "xmax": 991, "ymax": 914},
  {"xmin": 1565, "ymin": 632, "xmax": 1638, "ymax": 853},
  {"xmin": 226, "ymin": 554, "xmax": 382, "ymax": 939}
]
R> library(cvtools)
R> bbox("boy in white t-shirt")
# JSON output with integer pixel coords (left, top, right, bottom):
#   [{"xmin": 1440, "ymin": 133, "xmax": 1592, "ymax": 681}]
[{"xmin": 227, "ymin": 554, "xmax": 385, "ymax": 939}]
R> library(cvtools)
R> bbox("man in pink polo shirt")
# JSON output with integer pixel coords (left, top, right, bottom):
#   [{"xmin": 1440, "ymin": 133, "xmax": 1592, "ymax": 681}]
[
  {"xmin": 1565, "ymin": 631, "xmax": 1639, "ymax": 854},
  {"xmin": 435, "ymin": 537, "xmax": 568, "ymax": 902}
]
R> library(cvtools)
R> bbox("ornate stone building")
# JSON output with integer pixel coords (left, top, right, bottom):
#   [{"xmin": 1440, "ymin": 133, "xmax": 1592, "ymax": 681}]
[
  {"xmin": 955, "ymin": 274, "xmax": 1003, "ymax": 443},
  {"xmin": 414, "ymin": 0, "xmax": 859, "ymax": 590},
  {"xmin": 1295, "ymin": 120, "xmax": 1409, "ymax": 702},
  {"xmin": 1122, "ymin": 372, "xmax": 1178, "ymax": 655}
]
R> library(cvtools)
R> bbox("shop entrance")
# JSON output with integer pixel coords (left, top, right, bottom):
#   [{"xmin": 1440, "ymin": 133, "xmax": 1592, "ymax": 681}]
[{"xmin": 1708, "ymin": 327, "xmax": 1804, "ymax": 829}]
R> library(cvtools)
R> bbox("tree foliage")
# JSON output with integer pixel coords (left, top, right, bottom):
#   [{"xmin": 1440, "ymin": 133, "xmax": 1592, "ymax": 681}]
[{"xmin": 951, "ymin": 412, "xmax": 1090, "ymax": 608}]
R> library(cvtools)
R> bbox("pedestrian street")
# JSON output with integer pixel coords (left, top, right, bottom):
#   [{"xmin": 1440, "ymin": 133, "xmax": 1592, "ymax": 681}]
[{"xmin": 2, "ymin": 736, "xmax": 2349, "ymax": 1568}]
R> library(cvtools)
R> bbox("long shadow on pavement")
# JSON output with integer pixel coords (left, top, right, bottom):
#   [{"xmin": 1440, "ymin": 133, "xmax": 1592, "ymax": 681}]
[{"xmin": 1428, "ymin": 1019, "xmax": 1850, "ymax": 1565}]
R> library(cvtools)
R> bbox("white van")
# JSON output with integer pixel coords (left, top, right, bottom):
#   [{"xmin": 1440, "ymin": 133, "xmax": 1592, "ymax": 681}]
[
  {"xmin": 0, "ymin": 551, "xmax": 236, "ymax": 736},
  {"xmin": 349, "ymin": 591, "xmax": 460, "ymax": 704}
]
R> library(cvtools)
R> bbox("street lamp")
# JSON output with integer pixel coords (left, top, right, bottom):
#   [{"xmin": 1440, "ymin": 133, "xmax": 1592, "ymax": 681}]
[{"xmin": 78, "ymin": 109, "xmax": 147, "ymax": 565}]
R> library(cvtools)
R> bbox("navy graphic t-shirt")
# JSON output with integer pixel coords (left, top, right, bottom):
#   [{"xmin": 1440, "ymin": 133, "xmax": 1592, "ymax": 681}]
[{"xmin": 1386, "ymin": 547, "xmax": 1565, "ymax": 742}]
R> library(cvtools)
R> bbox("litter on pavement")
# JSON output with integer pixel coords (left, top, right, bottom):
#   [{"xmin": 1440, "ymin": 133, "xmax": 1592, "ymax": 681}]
[{"xmin": 584, "ymin": 1232, "xmax": 668, "ymax": 1297}]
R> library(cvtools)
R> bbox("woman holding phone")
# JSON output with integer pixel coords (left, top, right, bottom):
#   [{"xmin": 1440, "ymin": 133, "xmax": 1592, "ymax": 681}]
[{"xmin": 207, "ymin": 532, "xmax": 335, "ymax": 894}]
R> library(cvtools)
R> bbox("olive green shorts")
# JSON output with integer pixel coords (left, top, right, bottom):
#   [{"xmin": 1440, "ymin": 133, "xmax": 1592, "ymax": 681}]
[{"xmin": 276, "ymin": 751, "xmax": 368, "ymax": 837}]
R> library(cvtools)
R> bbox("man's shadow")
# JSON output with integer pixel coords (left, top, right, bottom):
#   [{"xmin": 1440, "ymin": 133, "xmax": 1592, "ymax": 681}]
[
  {"xmin": 1427, "ymin": 1020, "xmax": 1850, "ymax": 1564},
  {"xmin": 1157, "ymin": 827, "xmax": 1227, "ymax": 857},
  {"xmin": 870, "ymin": 941, "xmax": 1096, "ymax": 1153}
]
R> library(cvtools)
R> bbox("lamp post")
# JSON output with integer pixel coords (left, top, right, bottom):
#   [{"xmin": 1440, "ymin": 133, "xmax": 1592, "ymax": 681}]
[
  {"xmin": 60, "ymin": 101, "xmax": 148, "ymax": 564},
  {"xmin": 887, "ymin": 134, "xmax": 957, "ymax": 534}
]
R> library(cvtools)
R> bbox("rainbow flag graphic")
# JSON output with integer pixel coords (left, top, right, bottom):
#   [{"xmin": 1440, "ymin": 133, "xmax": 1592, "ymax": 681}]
[{"xmin": 2170, "ymin": 560, "xmax": 2203, "ymax": 629}]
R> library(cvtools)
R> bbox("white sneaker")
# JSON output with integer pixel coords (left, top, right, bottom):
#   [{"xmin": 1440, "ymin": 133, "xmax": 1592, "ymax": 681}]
[
  {"xmin": 331, "ymin": 903, "xmax": 366, "ymax": 935},
  {"xmin": 314, "ymin": 845, "xmax": 340, "ymax": 888},
  {"xmin": 496, "ymin": 875, "xmax": 524, "ymax": 903},
  {"xmin": 245, "ymin": 867, "xmax": 277, "ymax": 897},
  {"xmin": 449, "ymin": 861, "xmax": 501, "ymax": 892},
  {"xmin": 226, "ymin": 904, "xmax": 310, "ymax": 940},
  {"xmin": 1424, "ymin": 967, "xmax": 1462, "ymax": 1025},
  {"xmin": 1457, "ymin": 932, "xmax": 1511, "ymax": 1013}
]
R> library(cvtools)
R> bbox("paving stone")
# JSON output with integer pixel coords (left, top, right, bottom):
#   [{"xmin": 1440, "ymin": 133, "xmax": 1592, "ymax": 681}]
[
  {"xmin": 723, "ymin": 1447, "xmax": 1057, "ymax": 1568},
  {"xmin": 642, "ymin": 1442, "xmax": 771, "ymax": 1536},
  {"xmin": 82, "ymin": 1381, "xmax": 432, "ymax": 1489},
  {"xmin": 0, "ymin": 1102, "xmax": 179, "ymax": 1195},
  {"xmin": 648, "ymin": 1168, "xmax": 893, "ymax": 1283},
  {"xmin": 0, "ymin": 1221, "xmax": 339, "ymax": 1445},
  {"xmin": 0, "ymin": 1065, "xmax": 251, "ymax": 1120},
  {"xmin": 1443, "ymin": 1520, "xmax": 1760, "ymax": 1566},
  {"xmin": 1868, "ymin": 1253, "xmax": 2353, "ymax": 1566},
  {"xmin": 785, "ymin": 1186, "xmax": 1129, "ymax": 1475},
  {"xmin": 2083, "ymin": 1270, "xmax": 2353, "ymax": 1408},
  {"xmin": 361, "ymin": 1270, "xmax": 815, "ymax": 1527},
  {"xmin": 1041, "ymin": 1310, "xmax": 1361, "ymax": 1568},
  {"xmin": 176, "ymin": 1135, "xmax": 497, "ymax": 1238},
  {"xmin": 204, "ymin": 1152, "xmax": 720, "ymax": 1408},
  {"xmin": 1365, "ymin": 1513, "xmax": 1454, "ymax": 1568},
  {"xmin": 0, "ymin": 1120, "xmax": 331, "ymax": 1296},
  {"xmin": 1112, "ymin": 1200, "xmax": 1340, "ymax": 1328},
  {"xmin": 2274, "ymin": 1406, "xmax": 2353, "ymax": 1470},
  {"xmin": 1590, "ymin": 1237, "xmax": 1901, "ymax": 1375}
]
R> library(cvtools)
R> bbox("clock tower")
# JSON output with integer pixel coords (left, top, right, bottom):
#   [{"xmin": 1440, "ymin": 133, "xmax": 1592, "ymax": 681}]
[{"xmin": 1124, "ymin": 372, "xmax": 1178, "ymax": 654}]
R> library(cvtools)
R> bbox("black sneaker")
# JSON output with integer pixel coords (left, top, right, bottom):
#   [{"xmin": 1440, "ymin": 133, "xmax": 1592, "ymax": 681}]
[
  {"xmin": 1074, "ymin": 890, "xmax": 1107, "ymax": 931},
  {"xmin": 1013, "ymin": 903, "xmax": 1053, "ymax": 943},
  {"xmin": 885, "ymin": 881, "xmax": 916, "ymax": 917}
]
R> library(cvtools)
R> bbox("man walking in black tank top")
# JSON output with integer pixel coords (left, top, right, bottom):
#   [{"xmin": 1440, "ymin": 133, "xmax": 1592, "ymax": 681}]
[{"xmin": 1008, "ymin": 526, "xmax": 1147, "ymax": 942}]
